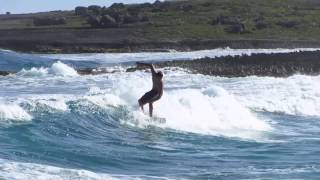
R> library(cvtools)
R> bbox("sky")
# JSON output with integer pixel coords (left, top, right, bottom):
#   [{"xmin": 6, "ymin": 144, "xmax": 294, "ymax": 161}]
[{"xmin": 0, "ymin": 0, "xmax": 156, "ymax": 14}]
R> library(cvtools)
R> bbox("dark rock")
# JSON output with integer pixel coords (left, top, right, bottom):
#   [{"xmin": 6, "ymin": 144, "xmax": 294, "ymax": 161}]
[
  {"xmin": 102, "ymin": 9, "xmax": 124, "ymax": 23},
  {"xmin": 6, "ymin": 12, "xmax": 10, "ymax": 15},
  {"xmin": 253, "ymin": 15, "xmax": 264, "ymax": 23},
  {"xmin": 0, "ymin": 71, "xmax": 10, "ymax": 76},
  {"xmin": 156, "ymin": 51, "xmax": 320, "ymax": 77},
  {"xmin": 87, "ymin": 15, "xmax": 101, "ymax": 27},
  {"xmin": 75, "ymin": 6, "xmax": 88, "ymax": 16},
  {"xmin": 33, "ymin": 17, "xmax": 66, "ymax": 26},
  {"xmin": 277, "ymin": 20, "xmax": 299, "ymax": 28},
  {"xmin": 225, "ymin": 23, "xmax": 246, "ymax": 33},
  {"xmin": 255, "ymin": 21, "xmax": 269, "ymax": 30},
  {"xmin": 100, "ymin": 15, "xmax": 117, "ymax": 27}
]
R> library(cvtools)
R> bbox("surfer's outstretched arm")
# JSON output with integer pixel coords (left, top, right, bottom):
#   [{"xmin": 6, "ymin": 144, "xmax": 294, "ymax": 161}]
[{"xmin": 136, "ymin": 62, "xmax": 156, "ymax": 75}]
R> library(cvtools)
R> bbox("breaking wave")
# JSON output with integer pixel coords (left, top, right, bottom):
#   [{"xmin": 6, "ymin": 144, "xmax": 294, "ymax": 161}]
[
  {"xmin": 17, "ymin": 61, "xmax": 78, "ymax": 77},
  {"xmin": 3, "ymin": 82, "xmax": 272, "ymax": 141},
  {"xmin": 232, "ymin": 75, "xmax": 320, "ymax": 117},
  {"xmin": 0, "ymin": 103, "xmax": 32, "ymax": 122}
]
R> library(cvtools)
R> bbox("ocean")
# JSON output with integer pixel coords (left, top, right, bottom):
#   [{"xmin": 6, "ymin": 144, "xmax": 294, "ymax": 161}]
[{"xmin": 0, "ymin": 48, "xmax": 320, "ymax": 179}]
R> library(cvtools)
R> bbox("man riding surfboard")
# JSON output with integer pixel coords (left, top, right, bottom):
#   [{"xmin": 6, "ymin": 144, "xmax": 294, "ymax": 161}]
[{"xmin": 136, "ymin": 62, "xmax": 163, "ymax": 117}]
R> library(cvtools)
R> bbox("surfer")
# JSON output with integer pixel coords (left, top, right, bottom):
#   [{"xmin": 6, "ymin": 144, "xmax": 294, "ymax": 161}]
[{"xmin": 136, "ymin": 62, "xmax": 163, "ymax": 117}]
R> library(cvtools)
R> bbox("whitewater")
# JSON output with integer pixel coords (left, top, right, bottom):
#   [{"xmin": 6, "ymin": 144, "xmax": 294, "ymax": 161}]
[{"xmin": 0, "ymin": 48, "xmax": 320, "ymax": 179}]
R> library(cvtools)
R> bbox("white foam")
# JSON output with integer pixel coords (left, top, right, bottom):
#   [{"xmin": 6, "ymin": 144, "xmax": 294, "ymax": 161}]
[
  {"xmin": 0, "ymin": 159, "xmax": 118, "ymax": 180},
  {"xmin": 17, "ymin": 61, "xmax": 78, "ymax": 77},
  {"xmin": 85, "ymin": 94, "xmax": 126, "ymax": 108},
  {"xmin": 107, "ymin": 73, "xmax": 272, "ymax": 140},
  {"xmin": 5, "ymin": 66, "xmax": 320, "ymax": 140},
  {"xmin": 40, "ymin": 48, "xmax": 320, "ymax": 63},
  {"xmin": 0, "ymin": 159, "xmax": 171, "ymax": 180},
  {"xmin": 16, "ymin": 67, "xmax": 49, "ymax": 77},
  {"xmin": 230, "ymin": 75, "xmax": 320, "ymax": 117},
  {"xmin": 49, "ymin": 61, "xmax": 78, "ymax": 77},
  {"xmin": 37, "ymin": 99, "xmax": 69, "ymax": 112},
  {"xmin": 152, "ymin": 87, "xmax": 270, "ymax": 140},
  {"xmin": 0, "ymin": 104, "xmax": 32, "ymax": 122}
]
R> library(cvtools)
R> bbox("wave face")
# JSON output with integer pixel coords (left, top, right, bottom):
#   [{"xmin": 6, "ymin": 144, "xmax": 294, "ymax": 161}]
[{"xmin": 1, "ymin": 49, "xmax": 320, "ymax": 179}]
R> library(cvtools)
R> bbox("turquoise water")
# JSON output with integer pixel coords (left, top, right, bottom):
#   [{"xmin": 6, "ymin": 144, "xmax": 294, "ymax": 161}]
[{"xmin": 0, "ymin": 49, "xmax": 320, "ymax": 179}]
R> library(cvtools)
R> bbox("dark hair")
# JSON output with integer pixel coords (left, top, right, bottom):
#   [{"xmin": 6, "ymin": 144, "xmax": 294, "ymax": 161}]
[{"xmin": 157, "ymin": 71, "xmax": 163, "ymax": 78}]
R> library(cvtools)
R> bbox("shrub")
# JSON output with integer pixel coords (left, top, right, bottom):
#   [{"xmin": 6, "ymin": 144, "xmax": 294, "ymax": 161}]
[
  {"xmin": 88, "ymin": 5, "xmax": 101, "ymax": 15},
  {"xmin": 75, "ymin": 6, "xmax": 88, "ymax": 16}
]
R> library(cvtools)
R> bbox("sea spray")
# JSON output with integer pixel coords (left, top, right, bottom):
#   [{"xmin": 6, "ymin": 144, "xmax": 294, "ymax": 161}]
[
  {"xmin": 0, "ymin": 103, "xmax": 32, "ymax": 121},
  {"xmin": 17, "ymin": 61, "xmax": 78, "ymax": 77}
]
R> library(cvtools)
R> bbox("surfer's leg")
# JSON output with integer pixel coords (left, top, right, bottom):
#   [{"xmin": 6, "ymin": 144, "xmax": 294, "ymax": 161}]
[
  {"xmin": 149, "ymin": 103, "xmax": 153, "ymax": 117},
  {"xmin": 139, "ymin": 90, "xmax": 156, "ymax": 113},
  {"xmin": 138, "ymin": 99, "xmax": 144, "ymax": 112}
]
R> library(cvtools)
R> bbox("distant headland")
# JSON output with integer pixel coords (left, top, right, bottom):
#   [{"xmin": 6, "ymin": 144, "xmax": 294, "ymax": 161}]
[{"xmin": 1, "ymin": 0, "xmax": 320, "ymax": 53}]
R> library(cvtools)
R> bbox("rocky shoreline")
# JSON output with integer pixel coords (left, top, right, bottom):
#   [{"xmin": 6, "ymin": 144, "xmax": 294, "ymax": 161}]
[
  {"xmin": 156, "ymin": 50, "xmax": 320, "ymax": 77},
  {"xmin": 1, "ymin": 51, "xmax": 320, "ymax": 77}
]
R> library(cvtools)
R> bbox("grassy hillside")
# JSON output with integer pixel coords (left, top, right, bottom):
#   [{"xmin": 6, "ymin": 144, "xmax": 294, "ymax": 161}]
[{"xmin": 1, "ymin": 0, "xmax": 320, "ymax": 53}]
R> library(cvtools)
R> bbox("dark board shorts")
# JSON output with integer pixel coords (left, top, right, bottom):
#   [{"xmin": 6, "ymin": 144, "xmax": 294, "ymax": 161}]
[{"xmin": 139, "ymin": 89, "xmax": 161, "ymax": 105}]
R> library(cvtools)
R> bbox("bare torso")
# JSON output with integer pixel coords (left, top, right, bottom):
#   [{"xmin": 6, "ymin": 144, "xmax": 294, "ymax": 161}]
[{"xmin": 152, "ymin": 75, "xmax": 163, "ymax": 96}]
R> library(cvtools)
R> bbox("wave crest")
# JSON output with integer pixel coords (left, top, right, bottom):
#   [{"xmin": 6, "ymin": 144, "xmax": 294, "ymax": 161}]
[
  {"xmin": 0, "ymin": 104, "xmax": 32, "ymax": 122},
  {"xmin": 17, "ymin": 61, "xmax": 78, "ymax": 77}
]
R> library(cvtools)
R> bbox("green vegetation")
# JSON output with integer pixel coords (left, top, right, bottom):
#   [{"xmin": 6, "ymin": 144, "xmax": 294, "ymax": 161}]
[
  {"xmin": 1, "ymin": 0, "xmax": 320, "ymax": 40},
  {"xmin": 1, "ymin": 0, "xmax": 320, "ymax": 53}
]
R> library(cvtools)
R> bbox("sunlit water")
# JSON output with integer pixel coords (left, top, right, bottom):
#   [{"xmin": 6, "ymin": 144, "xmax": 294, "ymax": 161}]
[{"xmin": 0, "ymin": 49, "xmax": 320, "ymax": 179}]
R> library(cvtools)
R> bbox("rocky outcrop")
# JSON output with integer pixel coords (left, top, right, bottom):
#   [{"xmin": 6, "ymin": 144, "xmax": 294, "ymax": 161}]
[
  {"xmin": 2, "ymin": 51, "xmax": 319, "ymax": 77},
  {"xmin": 0, "ymin": 71, "xmax": 10, "ymax": 76},
  {"xmin": 100, "ymin": 15, "xmax": 117, "ymax": 27},
  {"xmin": 225, "ymin": 23, "xmax": 246, "ymax": 34},
  {"xmin": 86, "ymin": 13, "xmax": 147, "ymax": 28},
  {"xmin": 157, "ymin": 51, "xmax": 320, "ymax": 77},
  {"xmin": 87, "ymin": 15, "xmax": 101, "ymax": 27}
]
